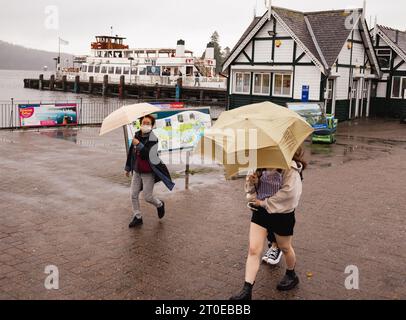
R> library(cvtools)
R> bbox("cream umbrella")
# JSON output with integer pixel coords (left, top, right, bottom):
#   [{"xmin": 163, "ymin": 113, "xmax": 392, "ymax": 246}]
[
  {"xmin": 195, "ymin": 101, "xmax": 313, "ymax": 178},
  {"xmin": 99, "ymin": 103, "xmax": 161, "ymax": 136}
]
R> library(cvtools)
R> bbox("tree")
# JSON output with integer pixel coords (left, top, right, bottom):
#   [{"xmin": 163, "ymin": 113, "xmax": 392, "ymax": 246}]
[{"xmin": 210, "ymin": 31, "xmax": 224, "ymax": 74}]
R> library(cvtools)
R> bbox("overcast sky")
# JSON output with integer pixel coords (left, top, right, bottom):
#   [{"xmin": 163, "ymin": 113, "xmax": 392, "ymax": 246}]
[{"xmin": 0, "ymin": 0, "xmax": 405, "ymax": 56}]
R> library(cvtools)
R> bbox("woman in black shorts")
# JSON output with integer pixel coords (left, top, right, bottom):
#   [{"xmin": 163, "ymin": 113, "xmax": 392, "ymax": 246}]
[{"xmin": 230, "ymin": 146, "xmax": 307, "ymax": 300}]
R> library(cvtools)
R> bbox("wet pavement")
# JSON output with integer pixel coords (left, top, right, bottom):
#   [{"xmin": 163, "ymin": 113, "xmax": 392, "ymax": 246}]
[{"xmin": 0, "ymin": 118, "xmax": 405, "ymax": 300}]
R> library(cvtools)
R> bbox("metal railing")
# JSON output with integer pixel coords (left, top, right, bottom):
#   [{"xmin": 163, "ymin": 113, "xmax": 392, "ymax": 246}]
[
  {"xmin": 58, "ymin": 73, "xmax": 227, "ymax": 89},
  {"xmin": 0, "ymin": 98, "xmax": 226, "ymax": 129}
]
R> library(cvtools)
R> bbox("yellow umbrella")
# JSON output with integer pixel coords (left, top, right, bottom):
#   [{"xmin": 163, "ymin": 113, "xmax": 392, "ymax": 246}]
[
  {"xmin": 99, "ymin": 103, "xmax": 161, "ymax": 136},
  {"xmin": 195, "ymin": 101, "xmax": 313, "ymax": 178}
]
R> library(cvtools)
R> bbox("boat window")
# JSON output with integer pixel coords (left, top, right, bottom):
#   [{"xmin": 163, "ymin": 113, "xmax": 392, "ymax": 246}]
[
  {"xmin": 131, "ymin": 67, "xmax": 138, "ymax": 75},
  {"xmin": 88, "ymin": 65, "xmax": 94, "ymax": 73},
  {"xmin": 115, "ymin": 67, "xmax": 122, "ymax": 75},
  {"xmin": 186, "ymin": 66, "xmax": 193, "ymax": 76},
  {"xmin": 123, "ymin": 67, "xmax": 130, "ymax": 75},
  {"xmin": 94, "ymin": 66, "xmax": 100, "ymax": 73},
  {"xmin": 139, "ymin": 67, "xmax": 146, "ymax": 75},
  {"xmin": 81, "ymin": 65, "xmax": 88, "ymax": 72},
  {"xmin": 108, "ymin": 67, "xmax": 115, "ymax": 74},
  {"xmin": 101, "ymin": 66, "xmax": 107, "ymax": 73}
]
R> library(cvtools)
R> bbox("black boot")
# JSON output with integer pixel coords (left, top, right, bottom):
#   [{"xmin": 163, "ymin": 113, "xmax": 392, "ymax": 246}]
[
  {"xmin": 157, "ymin": 201, "xmax": 165, "ymax": 219},
  {"xmin": 229, "ymin": 282, "xmax": 253, "ymax": 300},
  {"xmin": 129, "ymin": 216, "xmax": 143, "ymax": 228},
  {"xmin": 277, "ymin": 270, "xmax": 299, "ymax": 291}
]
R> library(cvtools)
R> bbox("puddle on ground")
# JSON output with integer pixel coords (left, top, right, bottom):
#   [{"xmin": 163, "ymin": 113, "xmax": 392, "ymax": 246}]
[
  {"xmin": 305, "ymin": 133, "xmax": 405, "ymax": 169},
  {"xmin": 8, "ymin": 125, "xmax": 406, "ymax": 178}
]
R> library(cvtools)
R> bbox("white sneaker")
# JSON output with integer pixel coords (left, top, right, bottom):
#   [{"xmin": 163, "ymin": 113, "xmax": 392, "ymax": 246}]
[
  {"xmin": 261, "ymin": 247, "xmax": 274, "ymax": 263},
  {"xmin": 267, "ymin": 247, "xmax": 283, "ymax": 265}
]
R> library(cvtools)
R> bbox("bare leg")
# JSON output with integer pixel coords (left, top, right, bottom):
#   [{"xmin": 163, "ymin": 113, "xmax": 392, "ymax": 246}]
[
  {"xmin": 275, "ymin": 235, "xmax": 296, "ymax": 270},
  {"xmin": 245, "ymin": 223, "xmax": 268, "ymax": 284}
]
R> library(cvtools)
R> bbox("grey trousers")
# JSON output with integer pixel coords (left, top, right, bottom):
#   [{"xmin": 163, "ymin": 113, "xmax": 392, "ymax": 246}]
[{"xmin": 131, "ymin": 171, "xmax": 162, "ymax": 219}]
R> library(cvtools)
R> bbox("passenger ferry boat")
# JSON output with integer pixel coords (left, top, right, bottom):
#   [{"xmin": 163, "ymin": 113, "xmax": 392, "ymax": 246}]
[{"xmin": 58, "ymin": 35, "xmax": 226, "ymax": 88}]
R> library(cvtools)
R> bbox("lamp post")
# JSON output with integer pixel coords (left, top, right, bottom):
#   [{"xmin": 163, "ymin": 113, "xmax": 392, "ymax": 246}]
[{"xmin": 128, "ymin": 57, "xmax": 134, "ymax": 85}]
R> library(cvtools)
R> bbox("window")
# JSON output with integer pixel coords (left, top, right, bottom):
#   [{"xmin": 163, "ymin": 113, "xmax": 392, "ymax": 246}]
[
  {"xmin": 115, "ymin": 67, "xmax": 122, "ymax": 75},
  {"xmin": 108, "ymin": 67, "xmax": 115, "ymax": 74},
  {"xmin": 253, "ymin": 73, "xmax": 270, "ymax": 95},
  {"xmin": 273, "ymin": 74, "xmax": 292, "ymax": 97},
  {"xmin": 101, "ymin": 66, "xmax": 107, "ymax": 74},
  {"xmin": 88, "ymin": 65, "xmax": 94, "ymax": 73},
  {"xmin": 123, "ymin": 67, "xmax": 130, "ymax": 75},
  {"xmin": 94, "ymin": 66, "xmax": 100, "ymax": 73},
  {"xmin": 391, "ymin": 76, "xmax": 406, "ymax": 99},
  {"xmin": 234, "ymin": 72, "xmax": 251, "ymax": 94},
  {"xmin": 139, "ymin": 67, "xmax": 146, "ymax": 75},
  {"xmin": 376, "ymin": 49, "xmax": 392, "ymax": 70},
  {"xmin": 131, "ymin": 67, "xmax": 138, "ymax": 75},
  {"xmin": 81, "ymin": 65, "xmax": 87, "ymax": 72}
]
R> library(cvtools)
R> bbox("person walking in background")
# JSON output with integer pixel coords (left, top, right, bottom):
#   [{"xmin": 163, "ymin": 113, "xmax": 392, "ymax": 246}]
[
  {"xmin": 125, "ymin": 115, "xmax": 175, "ymax": 228},
  {"xmin": 194, "ymin": 72, "xmax": 200, "ymax": 87},
  {"xmin": 230, "ymin": 146, "xmax": 306, "ymax": 300}
]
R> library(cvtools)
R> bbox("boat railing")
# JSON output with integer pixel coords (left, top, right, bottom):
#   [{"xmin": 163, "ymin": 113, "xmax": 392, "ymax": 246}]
[{"xmin": 57, "ymin": 73, "xmax": 227, "ymax": 89}]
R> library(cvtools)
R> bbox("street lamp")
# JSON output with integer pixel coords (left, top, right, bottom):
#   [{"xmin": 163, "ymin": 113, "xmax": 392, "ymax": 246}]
[{"xmin": 128, "ymin": 57, "xmax": 134, "ymax": 85}]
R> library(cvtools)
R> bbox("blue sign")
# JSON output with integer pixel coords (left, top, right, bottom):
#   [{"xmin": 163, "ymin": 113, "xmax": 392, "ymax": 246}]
[{"xmin": 301, "ymin": 85, "xmax": 309, "ymax": 102}]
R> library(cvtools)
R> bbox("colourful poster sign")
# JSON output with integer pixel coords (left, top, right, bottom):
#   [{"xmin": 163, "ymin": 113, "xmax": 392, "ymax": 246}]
[
  {"xmin": 126, "ymin": 107, "xmax": 212, "ymax": 152},
  {"xmin": 19, "ymin": 103, "xmax": 78, "ymax": 128}
]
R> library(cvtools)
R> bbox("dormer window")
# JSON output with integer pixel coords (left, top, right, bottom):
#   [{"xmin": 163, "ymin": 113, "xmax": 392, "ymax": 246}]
[{"xmin": 376, "ymin": 49, "xmax": 392, "ymax": 70}]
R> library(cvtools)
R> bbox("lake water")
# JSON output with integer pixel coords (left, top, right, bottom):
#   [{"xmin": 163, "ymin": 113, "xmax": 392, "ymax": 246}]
[
  {"xmin": 0, "ymin": 69, "xmax": 224, "ymax": 119},
  {"xmin": 0, "ymin": 69, "xmax": 136, "ymax": 104}
]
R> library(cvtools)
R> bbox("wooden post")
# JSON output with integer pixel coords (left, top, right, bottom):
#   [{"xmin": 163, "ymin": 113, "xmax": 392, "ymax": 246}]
[
  {"xmin": 102, "ymin": 75, "xmax": 109, "ymax": 97},
  {"xmin": 74, "ymin": 75, "xmax": 80, "ymax": 93},
  {"xmin": 89, "ymin": 76, "xmax": 94, "ymax": 94},
  {"xmin": 199, "ymin": 90, "xmax": 204, "ymax": 106},
  {"xmin": 62, "ymin": 75, "xmax": 67, "ymax": 92},
  {"xmin": 119, "ymin": 75, "xmax": 125, "ymax": 99},
  {"xmin": 155, "ymin": 83, "xmax": 161, "ymax": 100},
  {"xmin": 185, "ymin": 150, "xmax": 191, "ymax": 190},
  {"xmin": 123, "ymin": 125, "xmax": 130, "ymax": 156},
  {"xmin": 39, "ymin": 74, "xmax": 44, "ymax": 90},
  {"xmin": 49, "ymin": 75, "xmax": 55, "ymax": 91}
]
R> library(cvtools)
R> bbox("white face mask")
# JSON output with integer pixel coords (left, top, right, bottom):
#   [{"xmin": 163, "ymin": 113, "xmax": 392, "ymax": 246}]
[{"xmin": 141, "ymin": 125, "xmax": 152, "ymax": 133}]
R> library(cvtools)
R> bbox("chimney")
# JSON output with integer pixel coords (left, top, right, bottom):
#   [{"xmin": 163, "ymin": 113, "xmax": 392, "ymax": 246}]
[
  {"xmin": 176, "ymin": 39, "xmax": 185, "ymax": 57},
  {"xmin": 205, "ymin": 42, "xmax": 215, "ymax": 60}
]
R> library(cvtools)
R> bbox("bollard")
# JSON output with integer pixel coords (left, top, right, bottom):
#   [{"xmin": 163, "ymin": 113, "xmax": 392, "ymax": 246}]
[
  {"xmin": 62, "ymin": 75, "xmax": 67, "ymax": 92},
  {"xmin": 50, "ymin": 75, "xmax": 55, "ymax": 91},
  {"xmin": 74, "ymin": 76, "xmax": 80, "ymax": 93},
  {"xmin": 102, "ymin": 75, "xmax": 109, "ymax": 96},
  {"xmin": 39, "ymin": 74, "xmax": 44, "ymax": 90},
  {"xmin": 199, "ymin": 90, "xmax": 204, "ymax": 106},
  {"xmin": 119, "ymin": 75, "xmax": 125, "ymax": 99},
  {"xmin": 155, "ymin": 83, "xmax": 161, "ymax": 100},
  {"xmin": 89, "ymin": 76, "xmax": 94, "ymax": 94}
]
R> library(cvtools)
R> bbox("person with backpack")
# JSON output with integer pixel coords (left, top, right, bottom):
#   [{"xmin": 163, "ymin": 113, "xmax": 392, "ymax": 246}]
[{"xmin": 230, "ymin": 146, "xmax": 306, "ymax": 300}]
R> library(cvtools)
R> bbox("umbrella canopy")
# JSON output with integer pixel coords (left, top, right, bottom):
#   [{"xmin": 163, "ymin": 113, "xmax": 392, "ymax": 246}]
[
  {"xmin": 99, "ymin": 103, "xmax": 161, "ymax": 136},
  {"xmin": 195, "ymin": 102, "xmax": 313, "ymax": 178}
]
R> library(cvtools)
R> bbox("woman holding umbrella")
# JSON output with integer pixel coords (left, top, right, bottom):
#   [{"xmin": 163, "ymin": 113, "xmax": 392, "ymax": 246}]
[
  {"xmin": 230, "ymin": 146, "xmax": 307, "ymax": 300},
  {"xmin": 125, "ymin": 115, "xmax": 175, "ymax": 227}
]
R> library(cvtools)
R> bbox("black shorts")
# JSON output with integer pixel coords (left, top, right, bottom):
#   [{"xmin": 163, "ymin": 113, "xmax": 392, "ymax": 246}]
[{"xmin": 251, "ymin": 207, "xmax": 296, "ymax": 237}]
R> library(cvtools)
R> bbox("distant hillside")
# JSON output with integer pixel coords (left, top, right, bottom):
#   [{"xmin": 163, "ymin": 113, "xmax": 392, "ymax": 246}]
[{"xmin": 0, "ymin": 40, "xmax": 74, "ymax": 71}]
